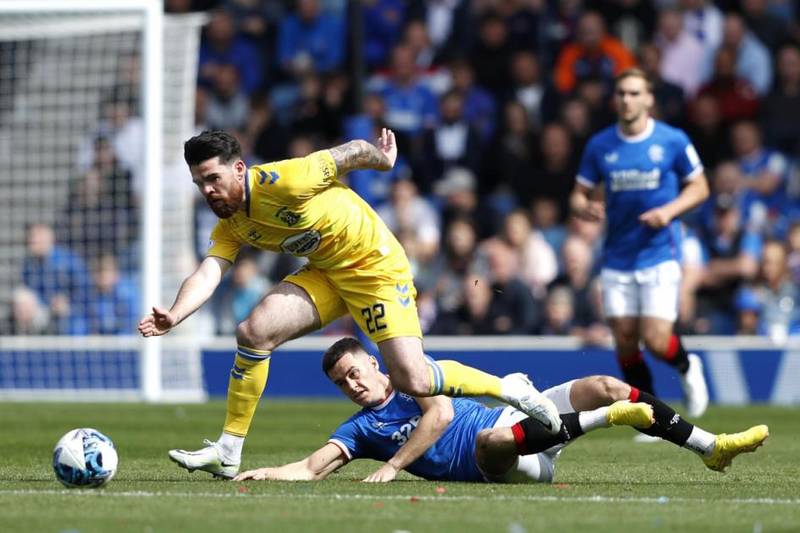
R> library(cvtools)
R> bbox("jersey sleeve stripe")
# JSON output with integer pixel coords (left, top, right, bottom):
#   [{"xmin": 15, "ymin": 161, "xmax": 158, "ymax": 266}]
[
  {"xmin": 327, "ymin": 439, "xmax": 353, "ymax": 460},
  {"xmin": 576, "ymin": 175, "xmax": 596, "ymax": 188},
  {"xmin": 681, "ymin": 165, "xmax": 705, "ymax": 182}
]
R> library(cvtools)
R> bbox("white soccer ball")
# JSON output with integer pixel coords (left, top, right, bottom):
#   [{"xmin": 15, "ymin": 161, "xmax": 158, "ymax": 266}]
[{"xmin": 52, "ymin": 428, "xmax": 118, "ymax": 488}]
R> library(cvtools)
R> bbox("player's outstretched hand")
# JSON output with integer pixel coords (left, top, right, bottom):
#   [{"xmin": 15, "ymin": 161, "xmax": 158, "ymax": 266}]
[
  {"xmin": 376, "ymin": 128, "xmax": 397, "ymax": 170},
  {"xmin": 137, "ymin": 306, "xmax": 177, "ymax": 337},
  {"xmin": 639, "ymin": 206, "xmax": 672, "ymax": 228},
  {"xmin": 573, "ymin": 200, "xmax": 605, "ymax": 222},
  {"xmin": 363, "ymin": 462, "xmax": 398, "ymax": 483},
  {"xmin": 234, "ymin": 468, "xmax": 270, "ymax": 481}
]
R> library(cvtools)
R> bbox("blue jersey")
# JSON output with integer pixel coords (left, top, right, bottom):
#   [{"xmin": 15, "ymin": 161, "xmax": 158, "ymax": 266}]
[
  {"xmin": 577, "ymin": 119, "xmax": 703, "ymax": 270},
  {"xmin": 329, "ymin": 392, "xmax": 503, "ymax": 482}
]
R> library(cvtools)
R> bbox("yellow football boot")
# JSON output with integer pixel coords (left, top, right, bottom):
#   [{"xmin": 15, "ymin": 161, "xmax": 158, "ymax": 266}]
[
  {"xmin": 703, "ymin": 425, "xmax": 769, "ymax": 472},
  {"xmin": 607, "ymin": 401, "xmax": 655, "ymax": 428}
]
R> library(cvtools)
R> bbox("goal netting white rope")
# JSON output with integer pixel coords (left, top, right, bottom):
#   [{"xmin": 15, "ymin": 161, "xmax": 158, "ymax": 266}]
[{"xmin": 0, "ymin": 1, "xmax": 208, "ymax": 401}]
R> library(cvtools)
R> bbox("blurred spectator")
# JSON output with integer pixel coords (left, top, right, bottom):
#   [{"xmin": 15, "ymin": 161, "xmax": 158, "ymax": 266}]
[
  {"xmin": 493, "ymin": 209, "xmax": 558, "ymax": 299},
  {"xmin": 206, "ymin": 63, "xmax": 249, "ymax": 132},
  {"xmin": 700, "ymin": 13, "xmax": 773, "ymax": 96},
  {"xmin": 212, "ymin": 254, "xmax": 269, "ymax": 335},
  {"xmin": 751, "ymin": 240, "xmax": 800, "ymax": 342},
  {"xmin": 588, "ymin": 0, "xmax": 656, "ymax": 52},
  {"xmin": 65, "ymin": 136, "xmax": 137, "ymax": 263},
  {"xmin": 470, "ymin": 12, "xmax": 515, "ymax": 95},
  {"xmin": 531, "ymin": 196, "xmax": 568, "ymax": 252},
  {"xmin": 528, "ymin": 123, "xmax": 577, "ymax": 216},
  {"xmin": 428, "ymin": 215, "xmax": 481, "ymax": 326},
  {"xmin": 432, "ymin": 243, "xmax": 539, "ymax": 335},
  {"xmin": 506, "ymin": 50, "xmax": 551, "ymax": 131},
  {"xmin": 654, "ymin": 8, "xmax": 704, "ymax": 98},
  {"xmin": 537, "ymin": 285, "xmax": 576, "ymax": 335},
  {"xmin": 288, "ymin": 72, "xmax": 348, "ymax": 143},
  {"xmin": 696, "ymin": 48, "xmax": 759, "ymax": 125},
  {"xmin": 247, "ymin": 95, "xmax": 290, "ymax": 163},
  {"xmin": 685, "ymin": 94, "xmax": 731, "ymax": 168},
  {"xmin": 695, "ymin": 194, "xmax": 762, "ymax": 333},
  {"xmin": 87, "ymin": 254, "xmax": 139, "ymax": 335},
  {"xmin": 553, "ymin": 11, "xmax": 636, "ymax": 95},
  {"xmin": 538, "ymin": 0, "xmax": 582, "ymax": 64},
  {"xmin": 408, "ymin": 0, "xmax": 472, "ymax": 63},
  {"xmin": 731, "ymin": 120, "xmax": 789, "ymax": 233},
  {"xmin": 482, "ymin": 240, "xmax": 541, "ymax": 333},
  {"xmin": 485, "ymin": 101, "xmax": 537, "ymax": 201},
  {"xmin": 277, "ymin": 0, "xmax": 344, "ymax": 77},
  {"xmin": 741, "ymin": 0, "xmax": 790, "ymax": 54},
  {"xmin": 419, "ymin": 89, "xmax": 482, "ymax": 192},
  {"xmin": 761, "ymin": 44, "xmax": 800, "ymax": 157},
  {"xmin": 559, "ymin": 98, "xmax": 593, "ymax": 152},
  {"xmin": 377, "ymin": 179, "xmax": 441, "ymax": 264},
  {"xmin": 199, "ymin": 8, "xmax": 262, "ymax": 94},
  {"xmin": 21, "ymin": 223, "xmax": 90, "ymax": 335},
  {"xmin": 497, "ymin": 0, "xmax": 544, "ymax": 52},
  {"xmin": 403, "ymin": 19, "xmax": 439, "ymax": 72},
  {"xmin": 449, "ymin": 58, "xmax": 497, "ymax": 142},
  {"xmin": 378, "ymin": 44, "xmax": 439, "ymax": 155},
  {"xmin": 2, "ymin": 286, "xmax": 52, "ymax": 335},
  {"xmin": 79, "ymin": 93, "xmax": 145, "ymax": 196},
  {"xmin": 637, "ymin": 43, "xmax": 685, "ymax": 126},
  {"xmin": 786, "ymin": 221, "xmax": 800, "ymax": 285},
  {"xmin": 734, "ymin": 286, "xmax": 762, "ymax": 335},
  {"xmin": 435, "ymin": 167, "xmax": 499, "ymax": 239},
  {"xmin": 680, "ymin": 0, "xmax": 723, "ymax": 51},
  {"xmin": 362, "ymin": 0, "xmax": 406, "ymax": 70},
  {"xmin": 549, "ymin": 234, "xmax": 598, "ymax": 329}
]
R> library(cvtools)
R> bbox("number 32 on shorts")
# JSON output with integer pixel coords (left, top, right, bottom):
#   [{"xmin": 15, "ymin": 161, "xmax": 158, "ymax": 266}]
[{"xmin": 361, "ymin": 303, "xmax": 387, "ymax": 334}]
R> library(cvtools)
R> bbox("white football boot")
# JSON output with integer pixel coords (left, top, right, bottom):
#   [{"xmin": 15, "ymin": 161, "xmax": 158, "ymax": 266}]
[
  {"xmin": 501, "ymin": 373, "xmax": 562, "ymax": 434},
  {"xmin": 680, "ymin": 353, "xmax": 709, "ymax": 418},
  {"xmin": 168, "ymin": 439, "xmax": 239, "ymax": 479}
]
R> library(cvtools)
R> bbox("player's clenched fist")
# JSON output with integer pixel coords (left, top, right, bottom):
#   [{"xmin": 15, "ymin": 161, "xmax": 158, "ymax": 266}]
[{"xmin": 138, "ymin": 306, "xmax": 178, "ymax": 337}]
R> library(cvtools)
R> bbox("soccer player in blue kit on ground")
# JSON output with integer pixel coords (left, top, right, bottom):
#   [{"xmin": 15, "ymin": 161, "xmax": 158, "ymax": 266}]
[
  {"xmin": 569, "ymin": 68, "xmax": 710, "ymax": 420},
  {"xmin": 234, "ymin": 338, "xmax": 767, "ymax": 484}
]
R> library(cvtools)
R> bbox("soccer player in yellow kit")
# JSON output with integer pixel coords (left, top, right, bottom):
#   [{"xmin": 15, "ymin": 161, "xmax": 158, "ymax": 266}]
[{"xmin": 138, "ymin": 129, "xmax": 561, "ymax": 478}]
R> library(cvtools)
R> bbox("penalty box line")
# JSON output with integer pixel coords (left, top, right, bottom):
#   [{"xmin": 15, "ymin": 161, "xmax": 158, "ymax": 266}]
[{"xmin": 1, "ymin": 489, "xmax": 799, "ymax": 506}]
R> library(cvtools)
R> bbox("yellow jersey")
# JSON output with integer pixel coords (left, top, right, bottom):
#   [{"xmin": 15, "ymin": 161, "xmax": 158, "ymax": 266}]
[{"xmin": 206, "ymin": 150, "xmax": 406, "ymax": 271}]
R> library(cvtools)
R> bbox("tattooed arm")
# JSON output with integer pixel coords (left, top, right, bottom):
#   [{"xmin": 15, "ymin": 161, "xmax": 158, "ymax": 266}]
[{"xmin": 329, "ymin": 128, "xmax": 398, "ymax": 175}]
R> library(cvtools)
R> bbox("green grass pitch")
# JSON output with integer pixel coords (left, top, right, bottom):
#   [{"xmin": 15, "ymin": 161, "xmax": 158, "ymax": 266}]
[{"xmin": 1, "ymin": 400, "xmax": 798, "ymax": 532}]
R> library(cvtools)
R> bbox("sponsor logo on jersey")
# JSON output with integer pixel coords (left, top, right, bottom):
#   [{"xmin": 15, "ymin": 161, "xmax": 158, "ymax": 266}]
[
  {"xmin": 609, "ymin": 168, "xmax": 661, "ymax": 191},
  {"xmin": 648, "ymin": 144, "xmax": 664, "ymax": 163},
  {"xmin": 280, "ymin": 230, "xmax": 321, "ymax": 256},
  {"xmin": 275, "ymin": 207, "xmax": 301, "ymax": 227},
  {"xmin": 604, "ymin": 151, "xmax": 619, "ymax": 163},
  {"xmin": 371, "ymin": 421, "xmax": 387, "ymax": 430},
  {"xmin": 247, "ymin": 229, "xmax": 263, "ymax": 242}
]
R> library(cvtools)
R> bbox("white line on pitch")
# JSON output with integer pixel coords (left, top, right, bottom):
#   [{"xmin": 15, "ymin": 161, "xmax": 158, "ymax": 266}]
[{"xmin": 0, "ymin": 489, "xmax": 798, "ymax": 506}]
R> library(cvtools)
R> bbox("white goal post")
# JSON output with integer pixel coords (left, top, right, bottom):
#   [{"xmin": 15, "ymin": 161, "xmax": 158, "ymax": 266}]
[{"xmin": 0, "ymin": 1, "xmax": 208, "ymax": 401}]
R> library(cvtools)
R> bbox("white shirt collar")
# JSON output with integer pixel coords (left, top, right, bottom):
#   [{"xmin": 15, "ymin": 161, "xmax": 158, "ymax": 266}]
[{"xmin": 617, "ymin": 118, "xmax": 655, "ymax": 143}]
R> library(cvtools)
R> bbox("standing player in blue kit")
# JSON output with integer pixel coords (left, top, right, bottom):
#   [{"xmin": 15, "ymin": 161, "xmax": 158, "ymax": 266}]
[{"xmin": 569, "ymin": 68, "xmax": 710, "ymax": 418}]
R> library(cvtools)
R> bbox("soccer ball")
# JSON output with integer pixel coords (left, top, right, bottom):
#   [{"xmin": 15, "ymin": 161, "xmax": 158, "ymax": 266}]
[{"xmin": 52, "ymin": 428, "xmax": 118, "ymax": 488}]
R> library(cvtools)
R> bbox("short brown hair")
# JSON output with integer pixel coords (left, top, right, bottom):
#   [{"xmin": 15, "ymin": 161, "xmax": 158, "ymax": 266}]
[{"xmin": 614, "ymin": 68, "xmax": 653, "ymax": 93}]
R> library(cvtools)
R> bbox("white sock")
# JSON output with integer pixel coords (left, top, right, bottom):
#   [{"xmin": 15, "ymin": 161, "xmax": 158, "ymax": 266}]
[
  {"xmin": 504, "ymin": 455, "xmax": 554, "ymax": 483},
  {"xmin": 217, "ymin": 432, "xmax": 244, "ymax": 463},
  {"xmin": 684, "ymin": 426, "xmax": 716, "ymax": 457},
  {"xmin": 578, "ymin": 407, "xmax": 610, "ymax": 432}
]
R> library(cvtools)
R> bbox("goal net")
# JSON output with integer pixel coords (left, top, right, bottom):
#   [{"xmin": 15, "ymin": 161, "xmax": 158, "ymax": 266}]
[{"xmin": 0, "ymin": 1, "xmax": 207, "ymax": 401}]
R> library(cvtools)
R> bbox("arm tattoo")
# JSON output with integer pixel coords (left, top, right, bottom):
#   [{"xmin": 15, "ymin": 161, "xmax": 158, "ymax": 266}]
[{"xmin": 329, "ymin": 140, "xmax": 390, "ymax": 174}]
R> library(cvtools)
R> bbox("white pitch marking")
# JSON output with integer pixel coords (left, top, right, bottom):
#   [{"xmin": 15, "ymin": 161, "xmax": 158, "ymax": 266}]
[{"xmin": 0, "ymin": 489, "xmax": 798, "ymax": 506}]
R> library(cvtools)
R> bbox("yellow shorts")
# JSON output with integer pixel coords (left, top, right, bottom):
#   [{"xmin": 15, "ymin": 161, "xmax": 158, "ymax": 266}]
[{"xmin": 285, "ymin": 256, "xmax": 422, "ymax": 344}]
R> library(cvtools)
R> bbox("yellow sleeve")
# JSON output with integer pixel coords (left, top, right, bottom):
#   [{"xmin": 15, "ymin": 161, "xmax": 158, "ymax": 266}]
[
  {"xmin": 251, "ymin": 150, "xmax": 338, "ymax": 203},
  {"xmin": 206, "ymin": 221, "xmax": 241, "ymax": 263}
]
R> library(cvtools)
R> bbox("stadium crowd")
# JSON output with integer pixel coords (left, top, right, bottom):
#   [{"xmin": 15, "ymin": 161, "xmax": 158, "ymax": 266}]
[{"xmin": 8, "ymin": 0, "xmax": 800, "ymax": 342}]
